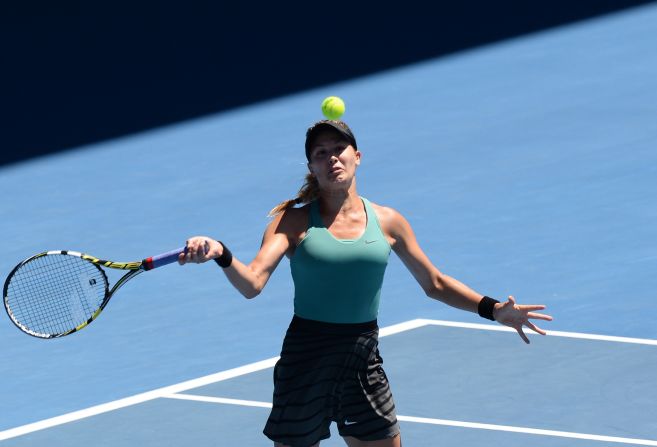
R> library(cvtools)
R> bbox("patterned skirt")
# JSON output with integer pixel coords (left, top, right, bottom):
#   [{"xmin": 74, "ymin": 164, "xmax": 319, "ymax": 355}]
[{"xmin": 263, "ymin": 315, "xmax": 400, "ymax": 446}]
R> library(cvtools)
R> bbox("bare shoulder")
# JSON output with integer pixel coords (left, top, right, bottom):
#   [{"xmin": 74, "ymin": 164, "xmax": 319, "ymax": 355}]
[
  {"xmin": 266, "ymin": 205, "xmax": 309, "ymax": 237},
  {"xmin": 284, "ymin": 204, "xmax": 310, "ymax": 232}
]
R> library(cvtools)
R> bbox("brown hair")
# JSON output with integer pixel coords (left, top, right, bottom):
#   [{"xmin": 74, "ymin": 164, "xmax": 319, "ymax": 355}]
[{"xmin": 268, "ymin": 173, "xmax": 320, "ymax": 217}]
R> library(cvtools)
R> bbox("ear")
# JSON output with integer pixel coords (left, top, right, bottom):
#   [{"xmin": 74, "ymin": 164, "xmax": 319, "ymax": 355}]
[{"xmin": 355, "ymin": 149, "xmax": 361, "ymax": 166}]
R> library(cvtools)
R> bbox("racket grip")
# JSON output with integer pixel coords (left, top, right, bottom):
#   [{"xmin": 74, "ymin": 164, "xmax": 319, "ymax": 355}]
[{"xmin": 143, "ymin": 247, "xmax": 186, "ymax": 271}]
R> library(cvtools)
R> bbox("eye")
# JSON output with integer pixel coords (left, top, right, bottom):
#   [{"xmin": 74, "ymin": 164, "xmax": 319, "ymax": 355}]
[
  {"xmin": 333, "ymin": 145, "xmax": 348, "ymax": 155},
  {"xmin": 312, "ymin": 149, "xmax": 327, "ymax": 160}
]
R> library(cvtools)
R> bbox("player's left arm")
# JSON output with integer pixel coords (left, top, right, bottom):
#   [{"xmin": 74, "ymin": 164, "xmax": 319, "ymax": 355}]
[{"xmin": 375, "ymin": 205, "xmax": 552, "ymax": 343}]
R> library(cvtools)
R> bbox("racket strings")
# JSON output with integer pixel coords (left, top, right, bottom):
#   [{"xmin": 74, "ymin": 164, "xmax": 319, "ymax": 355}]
[
  {"xmin": 5, "ymin": 254, "xmax": 107, "ymax": 336},
  {"xmin": 15, "ymin": 277, "xmax": 86, "ymax": 335}
]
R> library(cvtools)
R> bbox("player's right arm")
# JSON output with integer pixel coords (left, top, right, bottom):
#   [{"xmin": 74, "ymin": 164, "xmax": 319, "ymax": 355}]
[{"xmin": 180, "ymin": 207, "xmax": 304, "ymax": 298}]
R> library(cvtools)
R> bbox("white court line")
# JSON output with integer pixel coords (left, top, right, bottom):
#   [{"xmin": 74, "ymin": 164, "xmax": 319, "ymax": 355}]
[
  {"xmin": 378, "ymin": 318, "xmax": 429, "ymax": 337},
  {"xmin": 396, "ymin": 415, "xmax": 657, "ymax": 446},
  {"xmin": 0, "ymin": 357, "xmax": 279, "ymax": 441},
  {"xmin": 418, "ymin": 319, "xmax": 657, "ymax": 346},
  {"xmin": 2, "ymin": 318, "xmax": 656, "ymax": 441},
  {"xmin": 163, "ymin": 393, "xmax": 273, "ymax": 409},
  {"xmin": 162, "ymin": 393, "xmax": 657, "ymax": 446}
]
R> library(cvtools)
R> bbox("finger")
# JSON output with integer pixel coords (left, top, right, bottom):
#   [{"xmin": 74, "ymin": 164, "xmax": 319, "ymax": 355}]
[
  {"xmin": 527, "ymin": 312, "xmax": 553, "ymax": 321},
  {"xmin": 517, "ymin": 304, "xmax": 546, "ymax": 311},
  {"xmin": 525, "ymin": 321, "xmax": 547, "ymax": 336},
  {"xmin": 193, "ymin": 245, "xmax": 202, "ymax": 263},
  {"xmin": 199, "ymin": 240, "xmax": 211, "ymax": 262},
  {"xmin": 177, "ymin": 252, "xmax": 186, "ymax": 265},
  {"xmin": 185, "ymin": 244, "xmax": 195, "ymax": 261},
  {"xmin": 517, "ymin": 326, "xmax": 530, "ymax": 344},
  {"xmin": 192, "ymin": 239, "xmax": 203, "ymax": 258}
]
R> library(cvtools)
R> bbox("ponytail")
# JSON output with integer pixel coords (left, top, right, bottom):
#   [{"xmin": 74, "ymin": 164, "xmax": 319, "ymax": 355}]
[{"xmin": 268, "ymin": 173, "xmax": 320, "ymax": 217}]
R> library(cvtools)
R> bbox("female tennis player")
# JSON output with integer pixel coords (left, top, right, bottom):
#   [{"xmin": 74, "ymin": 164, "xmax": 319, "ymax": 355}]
[{"xmin": 179, "ymin": 119, "xmax": 552, "ymax": 447}]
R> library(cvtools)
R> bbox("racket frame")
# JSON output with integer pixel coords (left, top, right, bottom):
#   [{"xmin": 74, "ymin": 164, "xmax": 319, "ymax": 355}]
[{"xmin": 3, "ymin": 249, "xmax": 169, "ymax": 339}]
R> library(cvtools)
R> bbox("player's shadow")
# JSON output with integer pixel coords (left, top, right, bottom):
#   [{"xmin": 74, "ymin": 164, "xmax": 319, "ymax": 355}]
[{"xmin": 1, "ymin": 0, "xmax": 653, "ymax": 167}]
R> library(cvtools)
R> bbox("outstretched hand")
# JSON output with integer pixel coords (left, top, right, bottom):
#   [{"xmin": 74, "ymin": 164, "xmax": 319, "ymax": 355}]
[{"xmin": 493, "ymin": 296, "xmax": 552, "ymax": 344}]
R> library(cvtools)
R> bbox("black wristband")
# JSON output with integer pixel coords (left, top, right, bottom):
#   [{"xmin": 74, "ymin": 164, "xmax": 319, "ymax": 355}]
[
  {"xmin": 478, "ymin": 296, "xmax": 500, "ymax": 321},
  {"xmin": 213, "ymin": 241, "xmax": 233, "ymax": 268}
]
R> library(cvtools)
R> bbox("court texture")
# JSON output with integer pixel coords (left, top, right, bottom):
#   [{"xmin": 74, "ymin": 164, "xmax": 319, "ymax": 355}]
[{"xmin": 1, "ymin": 4, "xmax": 656, "ymax": 446}]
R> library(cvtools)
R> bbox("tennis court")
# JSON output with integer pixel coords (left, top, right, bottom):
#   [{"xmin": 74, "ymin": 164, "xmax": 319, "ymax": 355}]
[{"xmin": 2, "ymin": 4, "xmax": 657, "ymax": 446}]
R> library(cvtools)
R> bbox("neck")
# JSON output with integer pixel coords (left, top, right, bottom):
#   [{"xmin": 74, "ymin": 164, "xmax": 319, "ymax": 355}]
[{"xmin": 318, "ymin": 183, "xmax": 360, "ymax": 216}]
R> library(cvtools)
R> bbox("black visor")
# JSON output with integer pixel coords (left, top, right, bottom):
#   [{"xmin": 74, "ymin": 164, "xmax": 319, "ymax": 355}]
[{"xmin": 305, "ymin": 120, "xmax": 357, "ymax": 160}]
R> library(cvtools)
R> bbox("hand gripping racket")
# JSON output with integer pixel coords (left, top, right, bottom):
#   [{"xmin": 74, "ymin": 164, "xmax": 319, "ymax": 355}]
[{"xmin": 3, "ymin": 247, "xmax": 185, "ymax": 339}]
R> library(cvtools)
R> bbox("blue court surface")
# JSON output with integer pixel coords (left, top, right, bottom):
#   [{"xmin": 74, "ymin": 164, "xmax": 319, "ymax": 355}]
[{"xmin": 1, "ymin": 4, "xmax": 657, "ymax": 446}]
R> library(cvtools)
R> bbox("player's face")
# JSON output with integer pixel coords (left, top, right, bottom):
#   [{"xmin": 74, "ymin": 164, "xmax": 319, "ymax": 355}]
[{"xmin": 307, "ymin": 130, "xmax": 360, "ymax": 190}]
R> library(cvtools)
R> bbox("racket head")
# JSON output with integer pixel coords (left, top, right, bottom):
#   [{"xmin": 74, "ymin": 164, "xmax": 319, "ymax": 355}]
[{"xmin": 3, "ymin": 251, "xmax": 110, "ymax": 339}]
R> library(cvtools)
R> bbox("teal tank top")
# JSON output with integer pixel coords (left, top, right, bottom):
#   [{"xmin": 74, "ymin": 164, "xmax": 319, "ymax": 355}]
[{"xmin": 291, "ymin": 197, "xmax": 391, "ymax": 323}]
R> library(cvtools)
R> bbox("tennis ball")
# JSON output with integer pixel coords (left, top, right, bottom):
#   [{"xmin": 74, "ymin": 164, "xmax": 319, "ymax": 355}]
[{"xmin": 321, "ymin": 96, "xmax": 345, "ymax": 120}]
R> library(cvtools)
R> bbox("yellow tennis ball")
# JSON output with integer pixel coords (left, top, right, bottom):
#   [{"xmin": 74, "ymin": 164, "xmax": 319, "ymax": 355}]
[{"xmin": 321, "ymin": 96, "xmax": 345, "ymax": 120}]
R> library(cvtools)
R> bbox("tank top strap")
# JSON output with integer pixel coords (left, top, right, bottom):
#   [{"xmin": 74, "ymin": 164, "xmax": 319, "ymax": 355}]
[
  {"xmin": 360, "ymin": 197, "xmax": 381, "ymax": 234},
  {"xmin": 361, "ymin": 197, "xmax": 374, "ymax": 226},
  {"xmin": 309, "ymin": 200, "xmax": 323, "ymax": 228}
]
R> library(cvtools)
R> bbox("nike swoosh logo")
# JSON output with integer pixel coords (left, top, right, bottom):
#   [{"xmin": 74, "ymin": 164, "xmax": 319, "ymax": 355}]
[
  {"xmin": 344, "ymin": 420, "xmax": 358, "ymax": 426},
  {"xmin": 365, "ymin": 240, "xmax": 377, "ymax": 244}
]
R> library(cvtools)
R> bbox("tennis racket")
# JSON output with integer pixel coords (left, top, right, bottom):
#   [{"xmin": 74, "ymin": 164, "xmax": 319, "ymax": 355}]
[{"xmin": 3, "ymin": 247, "xmax": 185, "ymax": 339}]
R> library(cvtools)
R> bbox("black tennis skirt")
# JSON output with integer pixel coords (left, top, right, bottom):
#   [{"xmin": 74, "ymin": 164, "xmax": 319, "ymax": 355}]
[{"xmin": 263, "ymin": 315, "xmax": 400, "ymax": 446}]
